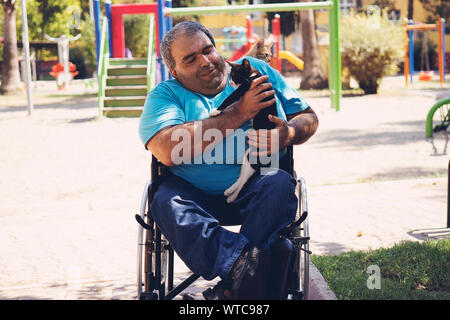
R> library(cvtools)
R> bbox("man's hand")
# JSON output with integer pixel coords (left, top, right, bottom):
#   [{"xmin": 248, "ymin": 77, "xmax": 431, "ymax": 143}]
[
  {"xmin": 246, "ymin": 115, "xmax": 294, "ymax": 157},
  {"xmin": 235, "ymin": 75, "xmax": 276, "ymax": 121},
  {"xmin": 246, "ymin": 109, "xmax": 319, "ymax": 157}
]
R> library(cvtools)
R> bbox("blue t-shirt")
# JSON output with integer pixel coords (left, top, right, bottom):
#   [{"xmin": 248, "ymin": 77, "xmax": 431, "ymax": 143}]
[{"xmin": 139, "ymin": 56, "xmax": 309, "ymax": 194}]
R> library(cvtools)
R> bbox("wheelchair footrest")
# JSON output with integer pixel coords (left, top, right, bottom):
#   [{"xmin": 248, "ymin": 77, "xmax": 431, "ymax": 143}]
[
  {"xmin": 292, "ymin": 236, "xmax": 310, "ymax": 242},
  {"xmin": 299, "ymin": 247, "xmax": 312, "ymax": 255},
  {"xmin": 139, "ymin": 291, "xmax": 158, "ymax": 300}
]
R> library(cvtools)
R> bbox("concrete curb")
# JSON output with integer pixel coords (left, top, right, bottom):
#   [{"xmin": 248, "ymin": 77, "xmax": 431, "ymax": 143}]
[
  {"xmin": 308, "ymin": 261, "xmax": 337, "ymax": 300},
  {"xmin": 172, "ymin": 260, "xmax": 339, "ymax": 301}
]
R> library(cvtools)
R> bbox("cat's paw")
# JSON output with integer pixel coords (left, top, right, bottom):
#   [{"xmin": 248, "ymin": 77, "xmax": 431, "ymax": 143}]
[
  {"xmin": 224, "ymin": 181, "xmax": 238, "ymax": 198},
  {"xmin": 225, "ymin": 190, "xmax": 240, "ymax": 203},
  {"xmin": 224, "ymin": 180, "xmax": 246, "ymax": 203}
]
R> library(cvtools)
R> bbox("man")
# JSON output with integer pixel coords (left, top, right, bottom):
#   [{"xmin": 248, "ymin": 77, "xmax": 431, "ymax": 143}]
[{"xmin": 139, "ymin": 21, "xmax": 318, "ymax": 299}]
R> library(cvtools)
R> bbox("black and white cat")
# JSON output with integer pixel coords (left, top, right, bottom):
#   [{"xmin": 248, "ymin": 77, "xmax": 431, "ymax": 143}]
[{"xmin": 210, "ymin": 58, "xmax": 279, "ymax": 203}]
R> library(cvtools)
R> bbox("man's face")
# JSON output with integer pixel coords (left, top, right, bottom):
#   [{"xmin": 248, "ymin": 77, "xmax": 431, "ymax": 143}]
[{"xmin": 169, "ymin": 31, "xmax": 227, "ymax": 96}]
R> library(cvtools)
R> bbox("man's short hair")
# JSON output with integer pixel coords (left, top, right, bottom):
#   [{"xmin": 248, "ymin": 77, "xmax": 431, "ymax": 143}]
[{"xmin": 160, "ymin": 21, "xmax": 216, "ymax": 71}]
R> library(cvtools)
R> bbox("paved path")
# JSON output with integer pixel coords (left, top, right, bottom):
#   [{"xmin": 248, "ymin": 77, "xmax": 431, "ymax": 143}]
[{"xmin": 0, "ymin": 78, "xmax": 448, "ymax": 300}]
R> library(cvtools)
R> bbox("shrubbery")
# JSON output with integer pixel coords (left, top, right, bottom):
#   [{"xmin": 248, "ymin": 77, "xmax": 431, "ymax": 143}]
[
  {"xmin": 340, "ymin": 12, "xmax": 407, "ymax": 94},
  {"xmin": 69, "ymin": 18, "xmax": 96, "ymax": 78}
]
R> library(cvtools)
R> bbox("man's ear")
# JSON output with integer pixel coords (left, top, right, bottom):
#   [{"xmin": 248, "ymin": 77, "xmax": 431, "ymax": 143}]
[{"xmin": 169, "ymin": 69, "xmax": 177, "ymax": 79}]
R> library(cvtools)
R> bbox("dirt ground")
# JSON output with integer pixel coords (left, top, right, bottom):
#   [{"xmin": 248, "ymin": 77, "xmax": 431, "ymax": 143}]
[{"xmin": 0, "ymin": 75, "xmax": 448, "ymax": 299}]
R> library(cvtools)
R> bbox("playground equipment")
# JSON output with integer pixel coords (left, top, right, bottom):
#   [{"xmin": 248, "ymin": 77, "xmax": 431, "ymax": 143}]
[
  {"xmin": 229, "ymin": 14, "xmax": 304, "ymax": 73},
  {"xmin": 226, "ymin": 16, "xmax": 260, "ymax": 61},
  {"xmin": 45, "ymin": 33, "xmax": 81, "ymax": 88},
  {"xmin": 279, "ymin": 50, "xmax": 304, "ymax": 71},
  {"xmin": 161, "ymin": 1, "xmax": 340, "ymax": 108},
  {"xmin": 404, "ymin": 19, "xmax": 446, "ymax": 86},
  {"xmin": 108, "ymin": 3, "xmax": 160, "ymax": 59},
  {"xmin": 222, "ymin": 26, "xmax": 248, "ymax": 51},
  {"xmin": 270, "ymin": 15, "xmax": 304, "ymax": 72},
  {"xmin": 19, "ymin": 51, "xmax": 36, "ymax": 85},
  {"xmin": 97, "ymin": 15, "xmax": 153, "ymax": 117},
  {"xmin": 94, "ymin": 0, "xmax": 342, "ymax": 116},
  {"xmin": 49, "ymin": 62, "xmax": 79, "ymax": 89},
  {"xmin": 426, "ymin": 97, "xmax": 450, "ymax": 138}
]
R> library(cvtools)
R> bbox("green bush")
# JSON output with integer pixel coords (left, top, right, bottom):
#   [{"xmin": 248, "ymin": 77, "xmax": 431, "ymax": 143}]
[
  {"xmin": 340, "ymin": 12, "xmax": 407, "ymax": 94},
  {"xmin": 69, "ymin": 46, "xmax": 88, "ymax": 79},
  {"xmin": 69, "ymin": 18, "xmax": 96, "ymax": 78},
  {"xmin": 124, "ymin": 14, "xmax": 151, "ymax": 58}
]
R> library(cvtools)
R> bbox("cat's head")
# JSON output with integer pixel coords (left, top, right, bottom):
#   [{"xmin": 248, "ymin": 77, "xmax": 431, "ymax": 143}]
[
  {"xmin": 254, "ymin": 37, "xmax": 274, "ymax": 63},
  {"xmin": 246, "ymin": 36, "xmax": 274, "ymax": 63},
  {"xmin": 227, "ymin": 59, "xmax": 253, "ymax": 85}
]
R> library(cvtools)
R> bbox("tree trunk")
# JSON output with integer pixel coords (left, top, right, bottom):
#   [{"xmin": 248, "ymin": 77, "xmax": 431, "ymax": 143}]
[
  {"xmin": 1, "ymin": 1, "xmax": 22, "ymax": 94},
  {"xmin": 356, "ymin": 0, "xmax": 363, "ymax": 12},
  {"xmin": 407, "ymin": 0, "xmax": 414, "ymax": 20},
  {"xmin": 299, "ymin": 0, "xmax": 328, "ymax": 90}
]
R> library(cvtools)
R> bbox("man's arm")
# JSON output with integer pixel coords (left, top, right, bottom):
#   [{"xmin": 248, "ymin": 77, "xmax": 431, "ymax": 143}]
[
  {"xmin": 147, "ymin": 75, "xmax": 275, "ymax": 166},
  {"xmin": 147, "ymin": 104, "xmax": 243, "ymax": 166},
  {"xmin": 286, "ymin": 107, "xmax": 319, "ymax": 145}
]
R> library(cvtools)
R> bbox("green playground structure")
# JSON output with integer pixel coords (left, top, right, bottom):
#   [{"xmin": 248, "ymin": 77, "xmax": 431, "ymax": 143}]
[
  {"xmin": 426, "ymin": 98, "xmax": 450, "ymax": 138},
  {"xmin": 96, "ymin": 1, "xmax": 342, "ymax": 117},
  {"xmin": 165, "ymin": 1, "xmax": 342, "ymax": 111},
  {"xmin": 97, "ymin": 15, "xmax": 156, "ymax": 118}
]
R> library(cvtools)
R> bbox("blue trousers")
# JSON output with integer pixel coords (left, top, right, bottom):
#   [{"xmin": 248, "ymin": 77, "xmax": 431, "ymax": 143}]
[{"xmin": 150, "ymin": 168, "xmax": 297, "ymax": 281}]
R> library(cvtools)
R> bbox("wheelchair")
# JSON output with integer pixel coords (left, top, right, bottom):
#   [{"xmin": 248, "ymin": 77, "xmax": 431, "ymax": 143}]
[{"xmin": 135, "ymin": 146, "xmax": 311, "ymax": 300}]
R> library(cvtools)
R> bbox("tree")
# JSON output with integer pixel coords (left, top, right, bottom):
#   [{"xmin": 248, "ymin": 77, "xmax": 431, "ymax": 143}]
[
  {"xmin": 263, "ymin": 0, "xmax": 299, "ymax": 37},
  {"xmin": 372, "ymin": 0, "xmax": 395, "ymax": 11},
  {"xmin": 408, "ymin": 0, "xmax": 414, "ymax": 20},
  {"xmin": 356, "ymin": 0, "xmax": 362, "ymax": 8},
  {"xmin": 419, "ymin": 0, "xmax": 450, "ymax": 29},
  {"xmin": 1, "ymin": 0, "xmax": 21, "ymax": 94},
  {"xmin": 16, "ymin": 0, "xmax": 82, "ymax": 41},
  {"xmin": 299, "ymin": 0, "xmax": 327, "ymax": 90}
]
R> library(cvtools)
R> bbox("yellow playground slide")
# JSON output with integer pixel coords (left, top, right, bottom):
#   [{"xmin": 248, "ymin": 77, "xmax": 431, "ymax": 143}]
[{"xmin": 279, "ymin": 51, "xmax": 304, "ymax": 71}]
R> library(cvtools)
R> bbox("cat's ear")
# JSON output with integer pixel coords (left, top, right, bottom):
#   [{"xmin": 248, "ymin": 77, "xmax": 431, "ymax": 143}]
[
  {"xmin": 256, "ymin": 38, "xmax": 265, "ymax": 48},
  {"xmin": 226, "ymin": 60, "xmax": 239, "ymax": 68},
  {"xmin": 242, "ymin": 59, "xmax": 251, "ymax": 68},
  {"xmin": 266, "ymin": 34, "xmax": 275, "ymax": 47}
]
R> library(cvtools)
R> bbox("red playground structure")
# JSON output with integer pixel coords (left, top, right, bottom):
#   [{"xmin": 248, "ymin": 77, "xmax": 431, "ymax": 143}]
[{"xmin": 49, "ymin": 62, "xmax": 79, "ymax": 89}]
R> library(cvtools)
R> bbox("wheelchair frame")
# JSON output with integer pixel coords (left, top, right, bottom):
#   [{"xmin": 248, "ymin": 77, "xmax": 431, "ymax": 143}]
[{"xmin": 136, "ymin": 146, "xmax": 311, "ymax": 300}]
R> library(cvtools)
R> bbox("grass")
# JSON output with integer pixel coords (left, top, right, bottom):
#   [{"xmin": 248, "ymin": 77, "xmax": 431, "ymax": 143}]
[{"xmin": 311, "ymin": 239, "xmax": 450, "ymax": 300}]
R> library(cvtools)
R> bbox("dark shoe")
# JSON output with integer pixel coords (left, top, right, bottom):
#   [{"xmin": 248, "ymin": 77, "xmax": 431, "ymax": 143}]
[
  {"xmin": 267, "ymin": 237, "xmax": 296, "ymax": 299},
  {"xmin": 202, "ymin": 280, "xmax": 233, "ymax": 300},
  {"xmin": 182, "ymin": 293, "xmax": 196, "ymax": 300},
  {"xmin": 230, "ymin": 246, "xmax": 271, "ymax": 300}
]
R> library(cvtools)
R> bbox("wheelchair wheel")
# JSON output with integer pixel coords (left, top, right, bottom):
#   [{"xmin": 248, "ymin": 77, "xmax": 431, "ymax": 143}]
[
  {"xmin": 137, "ymin": 181, "xmax": 150, "ymax": 298},
  {"xmin": 290, "ymin": 177, "xmax": 310, "ymax": 300},
  {"xmin": 426, "ymin": 98, "xmax": 450, "ymax": 138},
  {"xmin": 137, "ymin": 181, "xmax": 169, "ymax": 300}
]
